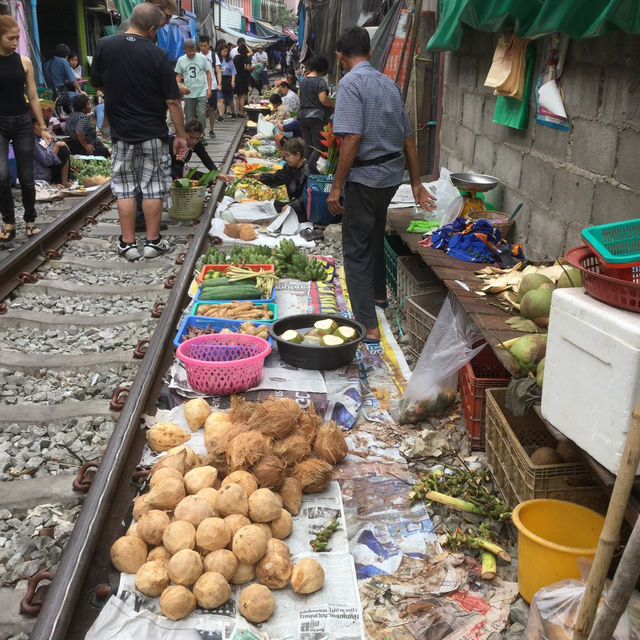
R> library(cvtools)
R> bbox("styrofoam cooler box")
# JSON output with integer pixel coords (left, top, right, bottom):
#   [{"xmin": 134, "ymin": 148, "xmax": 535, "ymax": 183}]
[{"xmin": 541, "ymin": 287, "xmax": 640, "ymax": 474}]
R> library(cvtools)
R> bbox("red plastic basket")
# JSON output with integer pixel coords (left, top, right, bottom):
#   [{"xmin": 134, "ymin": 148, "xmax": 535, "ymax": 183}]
[
  {"xmin": 565, "ymin": 245, "xmax": 640, "ymax": 313},
  {"xmin": 459, "ymin": 345, "xmax": 512, "ymax": 450},
  {"xmin": 176, "ymin": 333, "xmax": 271, "ymax": 395}
]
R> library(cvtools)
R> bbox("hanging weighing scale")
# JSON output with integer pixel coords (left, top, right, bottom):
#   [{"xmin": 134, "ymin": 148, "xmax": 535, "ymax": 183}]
[{"xmin": 449, "ymin": 172, "xmax": 500, "ymax": 217}]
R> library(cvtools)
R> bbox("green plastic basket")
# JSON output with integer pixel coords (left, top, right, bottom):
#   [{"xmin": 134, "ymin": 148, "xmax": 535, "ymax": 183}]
[
  {"xmin": 384, "ymin": 235, "xmax": 411, "ymax": 296},
  {"xmin": 581, "ymin": 218, "xmax": 640, "ymax": 268}
]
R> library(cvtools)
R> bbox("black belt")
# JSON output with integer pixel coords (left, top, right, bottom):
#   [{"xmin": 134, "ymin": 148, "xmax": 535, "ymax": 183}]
[{"xmin": 352, "ymin": 151, "xmax": 402, "ymax": 168}]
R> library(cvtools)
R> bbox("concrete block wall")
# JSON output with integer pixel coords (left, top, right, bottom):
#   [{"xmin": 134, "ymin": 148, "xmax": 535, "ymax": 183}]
[{"xmin": 438, "ymin": 30, "xmax": 640, "ymax": 260}]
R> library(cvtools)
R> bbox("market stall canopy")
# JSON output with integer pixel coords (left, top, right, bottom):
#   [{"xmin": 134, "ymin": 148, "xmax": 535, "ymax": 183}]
[
  {"xmin": 252, "ymin": 18, "xmax": 287, "ymax": 39},
  {"xmin": 283, "ymin": 29, "xmax": 298, "ymax": 40},
  {"xmin": 427, "ymin": 0, "xmax": 640, "ymax": 51},
  {"xmin": 216, "ymin": 26, "xmax": 279, "ymax": 46}
]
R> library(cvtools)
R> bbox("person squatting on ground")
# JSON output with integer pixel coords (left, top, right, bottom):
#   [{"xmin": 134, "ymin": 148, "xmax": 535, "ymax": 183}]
[
  {"xmin": 33, "ymin": 119, "xmax": 71, "ymax": 188},
  {"xmin": 278, "ymin": 80, "xmax": 300, "ymax": 112},
  {"xmin": 0, "ymin": 14, "xmax": 52, "ymax": 242},
  {"xmin": 175, "ymin": 38, "xmax": 212, "ymax": 133},
  {"xmin": 198, "ymin": 35, "xmax": 221, "ymax": 139},
  {"xmin": 327, "ymin": 27, "xmax": 436, "ymax": 343},
  {"xmin": 65, "ymin": 94, "xmax": 110, "ymax": 157},
  {"xmin": 91, "ymin": 2, "xmax": 188, "ymax": 261}
]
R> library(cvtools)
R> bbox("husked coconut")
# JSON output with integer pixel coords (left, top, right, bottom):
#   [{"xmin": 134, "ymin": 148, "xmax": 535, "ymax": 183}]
[
  {"xmin": 224, "ymin": 514, "xmax": 251, "ymax": 538},
  {"xmin": 292, "ymin": 458, "xmax": 333, "ymax": 493},
  {"xmin": 151, "ymin": 448, "xmax": 188, "ymax": 475},
  {"xmin": 196, "ymin": 487, "xmax": 219, "ymax": 512},
  {"xmin": 248, "ymin": 488, "xmax": 283, "ymax": 522},
  {"xmin": 530, "ymin": 446, "xmax": 563, "ymax": 465},
  {"xmin": 149, "ymin": 467, "xmax": 183, "ymax": 488},
  {"xmin": 174, "ymin": 495, "xmax": 214, "ymax": 527},
  {"xmin": 146, "ymin": 422, "xmax": 190, "ymax": 452},
  {"xmin": 313, "ymin": 421, "xmax": 348, "ymax": 464},
  {"xmin": 273, "ymin": 434, "xmax": 310, "ymax": 466},
  {"xmin": 147, "ymin": 546, "xmax": 171, "ymax": 563},
  {"xmin": 160, "ymin": 585, "xmax": 196, "ymax": 620},
  {"xmin": 204, "ymin": 411, "xmax": 232, "ymax": 431},
  {"xmin": 255, "ymin": 523, "xmax": 272, "ymax": 542},
  {"xmin": 196, "ymin": 517, "xmax": 232, "ymax": 552},
  {"xmin": 144, "ymin": 477, "xmax": 186, "ymax": 511},
  {"xmin": 251, "ymin": 455, "xmax": 286, "ymax": 489},
  {"xmin": 230, "ymin": 562, "xmax": 256, "ymax": 584},
  {"xmin": 135, "ymin": 560, "xmax": 170, "ymax": 597},
  {"xmin": 184, "ymin": 398, "xmax": 210, "ymax": 431},
  {"xmin": 270, "ymin": 509, "xmax": 293, "ymax": 539},
  {"xmin": 194, "ymin": 571, "xmax": 232, "ymax": 609},
  {"xmin": 110, "ymin": 536, "xmax": 147, "ymax": 574},
  {"xmin": 238, "ymin": 584, "xmax": 275, "ymax": 623},
  {"xmin": 279, "ymin": 477, "xmax": 303, "ymax": 515},
  {"xmin": 256, "ymin": 552, "xmax": 293, "ymax": 589},
  {"xmin": 267, "ymin": 538, "xmax": 291, "ymax": 558},
  {"xmin": 216, "ymin": 482, "xmax": 248, "ymax": 516},
  {"xmin": 126, "ymin": 522, "xmax": 141, "ymax": 539},
  {"xmin": 221, "ymin": 470, "xmax": 258, "ymax": 496},
  {"xmin": 232, "ymin": 524, "xmax": 268, "ymax": 564},
  {"xmin": 165, "ymin": 445, "xmax": 199, "ymax": 472},
  {"xmin": 162, "ymin": 520, "xmax": 196, "ymax": 555},
  {"xmin": 167, "ymin": 548, "xmax": 203, "ymax": 586},
  {"xmin": 291, "ymin": 558, "xmax": 324, "ymax": 594},
  {"xmin": 184, "ymin": 465, "xmax": 218, "ymax": 494},
  {"xmin": 132, "ymin": 494, "xmax": 151, "ymax": 521},
  {"xmin": 247, "ymin": 396, "xmax": 302, "ymax": 437},
  {"xmin": 226, "ymin": 431, "xmax": 271, "ymax": 471},
  {"xmin": 204, "ymin": 548, "xmax": 238, "ymax": 581},
  {"xmin": 137, "ymin": 510, "xmax": 171, "ymax": 546}
]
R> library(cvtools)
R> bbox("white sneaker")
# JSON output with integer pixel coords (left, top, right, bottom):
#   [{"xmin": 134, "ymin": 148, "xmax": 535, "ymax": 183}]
[
  {"xmin": 143, "ymin": 235, "xmax": 170, "ymax": 258},
  {"xmin": 117, "ymin": 237, "xmax": 141, "ymax": 261}
]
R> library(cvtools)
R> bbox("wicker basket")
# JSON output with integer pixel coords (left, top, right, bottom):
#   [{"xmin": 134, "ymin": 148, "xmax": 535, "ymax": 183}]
[
  {"xmin": 467, "ymin": 210, "xmax": 514, "ymax": 239},
  {"xmin": 168, "ymin": 185, "xmax": 206, "ymax": 220}
]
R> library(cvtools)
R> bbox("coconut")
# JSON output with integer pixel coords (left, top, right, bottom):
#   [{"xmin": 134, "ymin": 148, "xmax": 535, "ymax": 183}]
[
  {"xmin": 251, "ymin": 455, "xmax": 286, "ymax": 489},
  {"xmin": 205, "ymin": 421, "xmax": 252, "ymax": 459},
  {"xmin": 149, "ymin": 467, "xmax": 184, "ymax": 488},
  {"xmin": 232, "ymin": 524, "xmax": 269, "ymax": 564},
  {"xmin": 183, "ymin": 398, "xmax": 210, "ymax": 431},
  {"xmin": 146, "ymin": 422, "xmax": 190, "ymax": 452},
  {"xmin": 151, "ymin": 448, "xmax": 188, "ymax": 475},
  {"xmin": 238, "ymin": 584, "xmax": 275, "ymax": 623},
  {"xmin": 216, "ymin": 482, "xmax": 249, "ymax": 516},
  {"xmin": 224, "ymin": 514, "xmax": 252, "ymax": 538},
  {"xmin": 135, "ymin": 560, "xmax": 170, "ymax": 597},
  {"xmin": 255, "ymin": 522, "xmax": 272, "ymax": 541},
  {"xmin": 184, "ymin": 466, "xmax": 218, "ymax": 494},
  {"xmin": 248, "ymin": 488, "xmax": 283, "ymax": 522},
  {"xmin": 292, "ymin": 459, "xmax": 333, "ymax": 493},
  {"xmin": 520, "ymin": 289, "xmax": 553, "ymax": 327},
  {"xmin": 226, "ymin": 431, "xmax": 271, "ymax": 471},
  {"xmin": 267, "ymin": 538, "xmax": 291, "ymax": 558},
  {"xmin": 196, "ymin": 517, "xmax": 232, "ymax": 552},
  {"xmin": 313, "ymin": 421, "xmax": 348, "ymax": 464},
  {"xmin": 110, "ymin": 536, "xmax": 147, "ymax": 574},
  {"xmin": 126, "ymin": 522, "xmax": 141, "ymax": 538},
  {"xmin": 196, "ymin": 487, "xmax": 219, "ymax": 512},
  {"xmin": 507, "ymin": 334, "xmax": 548, "ymax": 375},
  {"xmin": 204, "ymin": 548, "xmax": 238, "ymax": 581},
  {"xmin": 165, "ymin": 446, "xmax": 199, "ymax": 472},
  {"xmin": 270, "ymin": 509, "xmax": 293, "ymax": 539},
  {"xmin": 162, "ymin": 520, "xmax": 196, "ymax": 555},
  {"xmin": 144, "ymin": 477, "xmax": 186, "ymax": 511},
  {"xmin": 167, "ymin": 548, "xmax": 203, "ymax": 586},
  {"xmin": 229, "ymin": 395, "xmax": 256, "ymax": 424},
  {"xmin": 204, "ymin": 411, "xmax": 232, "ymax": 431},
  {"xmin": 273, "ymin": 434, "xmax": 311, "ymax": 466},
  {"xmin": 132, "ymin": 495, "xmax": 150, "ymax": 521},
  {"xmin": 147, "ymin": 545, "xmax": 171, "ymax": 563},
  {"xmin": 530, "ymin": 446, "xmax": 563, "ymax": 465},
  {"xmin": 174, "ymin": 495, "xmax": 214, "ymax": 527},
  {"xmin": 291, "ymin": 558, "xmax": 325, "ymax": 594},
  {"xmin": 557, "ymin": 267, "xmax": 582, "ymax": 288},
  {"xmin": 278, "ymin": 477, "xmax": 303, "ymax": 515},
  {"xmin": 257, "ymin": 552, "xmax": 293, "ymax": 590},
  {"xmin": 556, "ymin": 440, "xmax": 580, "ymax": 462},
  {"xmin": 137, "ymin": 510, "xmax": 171, "ymax": 546},
  {"xmin": 518, "ymin": 273, "xmax": 554, "ymax": 301},
  {"xmin": 221, "ymin": 470, "xmax": 258, "ymax": 496},
  {"xmin": 230, "ymin": 562, "xmax": 256, "ymax": 585},
  {"xmin": 247, "ymin": 396, "xmax": 302, "ymax": 438},
  {"xmin": 160, "ymin": 585, "xmax": 196, "ymax": 620},
  {"xmin": 536, "ymin": 357, "xmax": 545, "ymax": 390},
  {"xmin": 194, "ymin": 571, "xmax": 232, "ymax": 609},
  {"xmin": 298, "ymin": 403, "xmax": 321, "ymax": 444}
]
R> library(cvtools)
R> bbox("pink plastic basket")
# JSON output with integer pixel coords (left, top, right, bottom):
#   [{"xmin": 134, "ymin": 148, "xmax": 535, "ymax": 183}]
[{"xmin": 176, "ymin": 333, "xmax": 271, "ymax": 395}]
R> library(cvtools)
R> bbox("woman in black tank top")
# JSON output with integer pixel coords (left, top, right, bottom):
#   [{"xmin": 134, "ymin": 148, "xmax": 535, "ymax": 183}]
[{"xmin": 0, "ymin": 15, "xmax": 51, "ymax": 242}]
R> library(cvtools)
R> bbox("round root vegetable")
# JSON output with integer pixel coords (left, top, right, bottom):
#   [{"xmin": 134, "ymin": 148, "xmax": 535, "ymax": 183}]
[
  {"xmin": 270, "ymin": 508, "xmax": 292, "ymax": 539},
  {"xmin": 167, "ymin": 548, "xmax": 203, "ymax": 586},
  {"xmin": 232, "ymin": 524, "xmax": 268, "ymax": 565},
  {"xmin": 146, "ymin": 422, "xmax": 190, "ymax": 452},
  {"xmin": 273, "ymin": 434, "xmax": 311, "ymax": 466},
  {"xmin": 196, "ymin": 517, "xmax": 232, "ymax": 552},
  {"xmin": 256, "ymin": 552, "xmax": 293, "ymax": 589},
  {"xmin": 137, "ymin": 510, "xmax": 171, "ymax": 546},
  {"xmin": 204, "ymin": 548, "xmax": 238, "ymax": 582},
  {"xmin": 110, "ymin": 536, "xmax": 147, "ymax": 574},
  {"xmin": 174, "ymin": 495, "xmax": 214, "ymax": 527},
  {"xmin": 248, "ymin": 488, "xmax": 283, "ymax": 522},
  {"xmin": 196, "ymin": 487, "xmax": 219, "ymax": 512},
  {"xmin": 292, "ymin": 459, "xmax": 333, "ymax": 493},
  {"xmin": 147, "ymin": 545, "xmax": 171, "ymax": 563},
  {"xmin": 222, "ymin": 470, "xmax": 258, "ymax": 496},
  {"xmin": 149, "ymin": 466, "xmax": 183, "ymax": 489},
  {"xmin": 160, "ymin": 585, "xmax": 196, "ymax": 620},
  {"xmin": 184, "ymin": 397, "xmax": 210, "ymax": 431},
  {"xmin": 267, "ymin": 538, "xmax": 291, "ymax": 558},
  {"xmin": 313, "ymin": 421, "xmax": 348, "ymax": 464},
  {"xmin": 278, "ymin": 477, "xmax": 303, "ymax": 515},
  {"xmin": 238, "ymin": 584, "xmax": 275, "ymax": 623},
  {"xmin": 251, "ymin": 455, "xmax": 286, "ymax": 490},
  {"xmin": 162, "ymin": 520, "xmax": 196, "ymax": 555},
  {"xmin": 135, "ymin": 560, "xmax": 170, "ymax": 597},
  {"xmin": 224, "ymin": 514, "xmax": 251, "ymax": 538},
  {"xmin": 291, "ymin": 558, "xmax": 324, "ymax": 594},
  {"xmin": 193, "ymin": 571, "xmax": 231, "ymax": 609},
  {"xmin": 226, "ymin": 431, "xmax": 271, "ymax": 471},
  {"xmin": 216, "ymin": 482, "xmax": 249, "ymax": 516},
  {"xmin": 132, "ymin": 494, "xmax": 151, "ymax": 521},
  {"xmin": 230, "ymin": 562, "xmax": 256, "ymax": 584},
  {"xmin": 184, "ymin": 465, "xmax": 218, "ymax": 494},
  {"xmin": 144, "ymin": 477, "xmax": 186, "ymax": 511}
]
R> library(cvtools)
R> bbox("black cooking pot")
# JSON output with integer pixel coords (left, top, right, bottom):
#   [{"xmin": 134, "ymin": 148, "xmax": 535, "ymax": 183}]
[
  {"xmin": 245, "ymin": 105, "xmax": 271, "ymax": 121},
  {"xmin": 269, "ymin": 314, "xmax": 366, "ymax": 370}
]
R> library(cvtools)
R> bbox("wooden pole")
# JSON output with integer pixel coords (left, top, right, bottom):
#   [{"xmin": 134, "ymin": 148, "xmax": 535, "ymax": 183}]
[
  {"xmin": 402, "ymin": 0, "xmax": 423, "ymax": 101},
  {"xmin": 573, "ymin": 398, "xmax": 640, "ymax": 640},
  {"xmin": 588, "ymin": 508, "xmax": 640, "ymax": 639}
]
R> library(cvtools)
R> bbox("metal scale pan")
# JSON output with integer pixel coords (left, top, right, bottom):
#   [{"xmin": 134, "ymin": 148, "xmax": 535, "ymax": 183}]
[{"xmin": 449, "ymin": 172, "xmax": 499, "ymax": 192}]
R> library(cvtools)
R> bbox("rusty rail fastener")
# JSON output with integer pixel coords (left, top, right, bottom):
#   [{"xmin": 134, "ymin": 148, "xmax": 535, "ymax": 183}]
[
  {"xmin": 133, "ymin": 338, "xmax": 150, "ymax": 359},
  {"xmin": 164, "ymin": 274, "xmax": 177, "ymax": 289},
  {"xmin": 0, "ymin": 303, "xmax": 7, "ymax": 315},
  {"xmin": 66, "ymin": 230, "xmax": 82, "ymax": 240},
  {"xmin": 130, "ymin": 469, "xmax": 151, "ymax": 489},
  {"xmin": 175, "ymin": 251, "xmax": 187, "ymax": 265},
  {"xmin": 17, "ymin": 272, "xmax": 38, "ymax": 284},
  {"xmin": 20, "ymin": 571, "xmax": 54, "ymax": 616},
  {"xmin": 83, "ymin": 216, "xmax": 99, "ymax": 226},
  {"xmin": 151, "ymin": 301, "xmax": 165, "ymax": 318},
  {"xmin": 109, "ymin": 386, "xmax": 131, "ymax": 411},
  {"xmin": 43, "ymin": 249, "xmax": 62, "ymax": 260},
  {"xmin": 73, "ymin": 460, "xmax": 99, "ymax": 492},
  {"xmin": 98, "ymin": 202, "xmax": 112, "ymax": 213}
]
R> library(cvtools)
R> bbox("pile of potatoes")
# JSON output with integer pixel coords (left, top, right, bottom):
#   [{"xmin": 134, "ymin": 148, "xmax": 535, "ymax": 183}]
[{"xmin": 110, "ymin": 396, "xmax": 346, "ymax": 624}]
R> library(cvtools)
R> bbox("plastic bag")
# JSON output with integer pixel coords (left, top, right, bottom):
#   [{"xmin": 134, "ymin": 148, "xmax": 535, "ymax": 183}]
[
  {"xmin": 419, "ymin": 167, "xmax": 463, "ymax": 225},
  {"xmin": 399, "ymin": 293, "xmax": 485, "ymax": 424},
  {"xmin": 257, "ymin": 114, "xmax": 275, "ymax": 139}
]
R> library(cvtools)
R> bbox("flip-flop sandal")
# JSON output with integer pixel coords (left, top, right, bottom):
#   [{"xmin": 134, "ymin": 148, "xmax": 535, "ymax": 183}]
[
  {"xmin": 26, "ymin": 225, "xmax": 41, "ymax": 238},
  {"xmin": 362, "ymin": 337, "xmax": 381, "ymax": 344},
  {"xmin": 0, "ymin": 225, "xmax": 16, "ymax": 242}
]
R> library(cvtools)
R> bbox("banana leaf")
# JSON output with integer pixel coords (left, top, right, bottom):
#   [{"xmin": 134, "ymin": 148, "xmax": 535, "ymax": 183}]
[
  {"xmin": 184, "ymin": 168, "xmax": 198, "ymax": 180},
  {"xmin": 197, "ymin": 169, "xmax": 220, "ymax": 186},
  {"xmin": 174, "ymin": 178, "xmax": 192, "ymax": 190}
]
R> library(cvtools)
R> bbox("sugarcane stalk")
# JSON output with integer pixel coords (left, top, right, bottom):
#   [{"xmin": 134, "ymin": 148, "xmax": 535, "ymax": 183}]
[{"xmin": 481, "ymin": 551, "xmax": 497, "ymax": 580}]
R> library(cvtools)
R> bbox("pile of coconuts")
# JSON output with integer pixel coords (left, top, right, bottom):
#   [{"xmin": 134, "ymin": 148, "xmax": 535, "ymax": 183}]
[{"xmin": 110, "ymin": 396, "xmax": 347, "ymax": 623}]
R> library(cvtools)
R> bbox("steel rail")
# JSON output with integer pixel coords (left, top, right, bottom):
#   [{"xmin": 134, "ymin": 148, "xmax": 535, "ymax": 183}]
[
  {"xmin": 30, "ymin": 123, "xmax": 245, "ymax": 640},
  {"xmin": 0, "ymin": 183, "xmax": 114, "ymax": 302}
]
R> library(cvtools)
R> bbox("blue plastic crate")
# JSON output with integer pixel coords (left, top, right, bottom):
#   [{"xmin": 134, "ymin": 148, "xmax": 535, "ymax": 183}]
[
  {"xmin": 174, "ymin": 315, "xmax": 273, "ymax": 348},
  {"xmin": 305, "ymin": 174, "xmax": 335, "ymax": 226}
]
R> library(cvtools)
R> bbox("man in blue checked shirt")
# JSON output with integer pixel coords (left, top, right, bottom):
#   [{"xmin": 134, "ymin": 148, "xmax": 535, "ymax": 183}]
[{"xmin": 328, "ymin": 27, "xmax": 436, "ymax": 343}]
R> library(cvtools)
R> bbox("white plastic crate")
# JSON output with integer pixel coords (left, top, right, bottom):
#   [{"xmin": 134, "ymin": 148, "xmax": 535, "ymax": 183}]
[{"xmin": 541, "ymin": 288, "xmax": 640, "ymax": 474}]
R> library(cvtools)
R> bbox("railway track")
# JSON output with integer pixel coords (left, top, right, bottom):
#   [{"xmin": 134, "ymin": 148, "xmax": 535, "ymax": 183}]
[{"xmin": 0, "ymin": 121, "xmax": 245, "ymax": 640}]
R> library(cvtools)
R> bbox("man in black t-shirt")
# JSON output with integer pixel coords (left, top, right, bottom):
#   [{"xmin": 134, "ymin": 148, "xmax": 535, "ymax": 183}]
[{"xmin": 91, "ymin": 3, "xmax": 187, "ymax": 261}]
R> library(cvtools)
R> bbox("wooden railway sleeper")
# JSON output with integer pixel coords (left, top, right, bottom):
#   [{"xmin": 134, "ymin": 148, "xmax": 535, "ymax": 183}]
[
  {"xmin": 72, "ymin": 460, "xmax": 100, "ymax": 492},
  {"xmin": 109, "ymin": 386, "xmax": 131, "ymax": 411},
  {"xmin": 20, "ymin": 571, "xmax": 55, "ymax": 616}
]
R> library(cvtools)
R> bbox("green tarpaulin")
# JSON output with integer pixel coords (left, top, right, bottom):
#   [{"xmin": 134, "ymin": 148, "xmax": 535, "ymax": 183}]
[
  {"xmin": 115, "ymin": 0, "xmax": 137, "ymax": 19},
  {"xmin": 428, "ymin": 0, "xmax": 640, "ymax": 51}
]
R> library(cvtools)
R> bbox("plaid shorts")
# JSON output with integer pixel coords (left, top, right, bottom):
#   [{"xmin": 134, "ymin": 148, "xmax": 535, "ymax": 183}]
[{"xmin": 110, "ymin": 138, "xmax": 172, "ymax": 200}]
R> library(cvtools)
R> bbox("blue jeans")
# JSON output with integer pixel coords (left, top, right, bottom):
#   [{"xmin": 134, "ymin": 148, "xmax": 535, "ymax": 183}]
[
  {"xmin": 0, "ymin": 112, "xmax": 36, "ymax": 224},
  {"xmin": 95, "ymin": 103, "xmax": 105, "ymax": 130}
]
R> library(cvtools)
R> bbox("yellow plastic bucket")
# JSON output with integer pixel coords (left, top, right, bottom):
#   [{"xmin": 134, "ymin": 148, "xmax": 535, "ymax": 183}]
[{"xmin": 512, "ymin": 499, "xmax": 604, "ymax": 602}]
